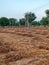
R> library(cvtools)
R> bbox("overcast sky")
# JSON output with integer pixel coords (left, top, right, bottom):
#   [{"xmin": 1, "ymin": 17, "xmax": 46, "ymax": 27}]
[{"xmin": 0, "ymin": 0, "xmax": 49, "ymax": 20}]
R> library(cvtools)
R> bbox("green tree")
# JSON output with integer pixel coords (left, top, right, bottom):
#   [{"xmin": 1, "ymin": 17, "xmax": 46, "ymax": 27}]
[
  {"xmin": 40, "ymin": 17, "xmax": 49, "ymax": 26},
  {"xmin": 0, "ymin": 17, "xmax": 9, "ymax": 27},
  {"xmin": 31, "ymin": 21, "xmax": 40, "ymax": 26},
  {"xmin": 15, "ymin": 22, "xmax": 19, "ymax": 26},
  {"xmin": 45, "ymin": 10, "xmax": 49, "ymax": 17},
  {"xmin": 25, "ymin": 12, "xmax": 36, "ymax": 27},
  {"xmin": 19, "ymin": 18, "xmax": 25, "ymax": 26},
  {"xmin": 40, "ymin": 10, "xmax": 49, "ymax": 26},
  {"xmin": 9, "ymin": 18, "xmax": 17, "ymax": 26}
]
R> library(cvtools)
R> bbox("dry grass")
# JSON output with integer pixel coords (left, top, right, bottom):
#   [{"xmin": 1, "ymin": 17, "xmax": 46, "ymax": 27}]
[{"xmin": 0, "ymin": 26, "xmax": 49, "ymax": 65}]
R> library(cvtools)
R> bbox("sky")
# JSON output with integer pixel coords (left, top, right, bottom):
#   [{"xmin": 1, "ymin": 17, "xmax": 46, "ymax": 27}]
[{"xmin": 0, "ymin": 0, "xmax": 49, "ymax": 20}]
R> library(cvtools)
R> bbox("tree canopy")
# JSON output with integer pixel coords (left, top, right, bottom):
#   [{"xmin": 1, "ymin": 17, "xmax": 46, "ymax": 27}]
[
  {"xmin": 25, "ymin": 12, "xmax": 36, "ymax": 27},
  {"xmin": 0, "ymin": 10, "xmax": 49, "ymax": 27},
  {"xmin": 0, "ymin": 17, "xmax": 9, "ymax": 26},
  {"xmin": 19, "ymin": 18, "xmax": 25, "ymax": 26},
  {"xmin": 45, "ymin": 10, "xmax": 49, "ymax": 17}
]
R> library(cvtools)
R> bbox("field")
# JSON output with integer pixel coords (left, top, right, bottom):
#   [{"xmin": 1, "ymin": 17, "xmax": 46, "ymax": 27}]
[{"xmin": 0, "ymin": 26, "xmax": 49, "ymax": 65}]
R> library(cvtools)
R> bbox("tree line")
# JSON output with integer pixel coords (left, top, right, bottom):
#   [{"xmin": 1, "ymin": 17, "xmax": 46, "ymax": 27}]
[{"xmin": 0, "ymin": 9, "xmax": 49, "ymax": 27}]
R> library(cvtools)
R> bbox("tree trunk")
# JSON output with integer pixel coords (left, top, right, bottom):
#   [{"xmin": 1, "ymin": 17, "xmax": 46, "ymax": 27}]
[{"xmin": 25, "ymin": 20, "xmax": 30, "ymax": 27}]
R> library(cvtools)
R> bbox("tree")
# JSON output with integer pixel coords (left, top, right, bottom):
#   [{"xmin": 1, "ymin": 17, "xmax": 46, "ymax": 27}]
[
  {"xmin": 19, "ymin": 18, "xmax": 25, "ymax": 26},
  {"xmin": 40, "ymin": 10, "xmax": 49, "ymax": 26},
  {"xmin": 9, "ymin": 18, "xmax": 17, "ymax": 26},
  {"xmin": 40, "ymin": 17, "xmax": 49, "ymax": 26},
  {"xmin": 0, "ymin": 17, "xmax": 9, "ymax": 27},
  {"xmin": 31, "ymin": 21, "xmax": 40, "ymax": 26},
  {"xmin": 25, "ymin": 12, "xmax": 36, "ymax": 27},
  {"xmin": 15, "ymin": 22, "xmax": 19, "ymax": 27},
  {"xmin": 45, "ymin": 10, "xmax": 49, "ymax": 17}
]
